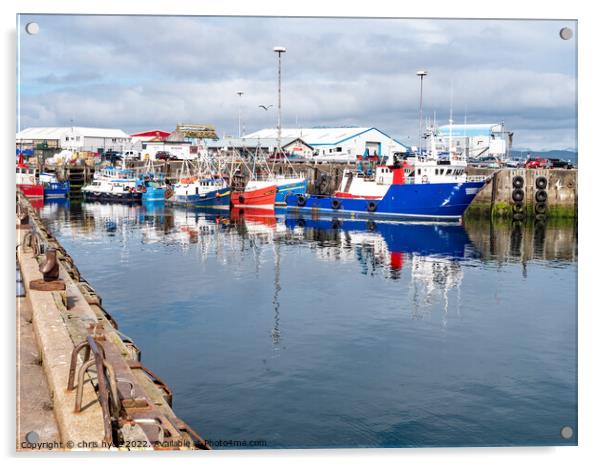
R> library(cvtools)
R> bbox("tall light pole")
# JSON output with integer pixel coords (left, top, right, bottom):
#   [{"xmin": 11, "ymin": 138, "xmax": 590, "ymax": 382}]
[
  {"xmin": 237, "ymin": 91, "xmax": 244, "ymax": 138},
  {"xmin": 273, "ymin": 46, "xmax": 286, "ymax": 154},
  {"xmin": 416, "ymin": 70, "xmax": 427, "ymax": 155}
]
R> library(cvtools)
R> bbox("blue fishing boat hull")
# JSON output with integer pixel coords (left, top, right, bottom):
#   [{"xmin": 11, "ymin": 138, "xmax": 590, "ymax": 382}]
[
  {"xmin": 44, "ymin": 181, "xmax": 70, "ymax": 199},
  {"xmin": 168, "ymin": 187, "xmax": 231, "ymax": 208},
  {"xmin": 285, "ymin": 181, "xmax": 487, "ymax": 221},
  {"xmin": 142, "ymin": 186, "xmax": 165, "ymax": 202},
  {"xmin": 276, "ymin": 179, "xmax": 308, "ymax": 205}
]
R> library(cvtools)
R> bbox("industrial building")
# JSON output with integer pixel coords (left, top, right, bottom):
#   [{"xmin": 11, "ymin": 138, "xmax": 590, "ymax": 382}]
[
  {"xmin": 432, "ymin": 123, "xmax": 513, "ymax": 160},
  {"xmin": 16, "ymin": 127, "xmax": 131, "ymax": 153},
  {"xmin": 206, "ymin": 137, "xmax": 314, "ymax": 158},
  {"xmin": 243, "ymin": 127, "xmax": 408, "ymax": 162}
]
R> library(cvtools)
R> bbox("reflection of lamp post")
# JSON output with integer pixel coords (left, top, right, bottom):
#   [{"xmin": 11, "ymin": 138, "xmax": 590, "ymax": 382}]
[
  {"xmin": 273, "ymin": 46, "xmax": 286, "ymax": 154},
  {"xmin": 416, "ymin": 70, "xmax": 427, "ymax": 155},
  {"xmin": 237, "ymin": 91, "xmax": 244, "ymax": 137}
]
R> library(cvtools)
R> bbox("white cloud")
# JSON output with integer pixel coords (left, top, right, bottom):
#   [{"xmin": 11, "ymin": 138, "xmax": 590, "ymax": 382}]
[{"xmin": 18, "ymin": 15, "xmax": 577, "ymax": 150}]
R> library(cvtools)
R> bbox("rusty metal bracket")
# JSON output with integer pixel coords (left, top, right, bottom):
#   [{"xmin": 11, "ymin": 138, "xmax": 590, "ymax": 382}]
[
  {"xmin": 20, "ymin": 230, "xmax": 45, "ymax": 256},
  {"xmin": 173, "ymin": 418, "xmax": 211, "ymax": 450},
  {"xmin": 67, "ymin": 329, "xmax": 119, "ymax": 446},
  {"xmin": 127, "ymin": 361, "xmax": 172, "ymax": 407}
]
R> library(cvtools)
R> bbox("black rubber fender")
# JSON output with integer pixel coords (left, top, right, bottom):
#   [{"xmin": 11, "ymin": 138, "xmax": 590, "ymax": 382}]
[
  {"xmin": 535, "ymin": 176, "xmax": 547, "ymax": 190},
  {"xmin": 512, "ymin": 176, "xmax": 524, "ymax": 189},
  {"xmin": 535, "ymin": 190, "xmax": 548, "ymax": 203}
]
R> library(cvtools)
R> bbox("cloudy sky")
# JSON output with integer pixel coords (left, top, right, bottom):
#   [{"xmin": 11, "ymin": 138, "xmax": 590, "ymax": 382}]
[{"xmin": 17, "ymin": 15, "xmax": 577, "ymax": 150}]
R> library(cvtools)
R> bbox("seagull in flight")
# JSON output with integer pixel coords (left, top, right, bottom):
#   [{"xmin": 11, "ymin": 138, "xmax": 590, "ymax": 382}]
[{"xmin": 258, "ymin": 105, "xmax": 273, "ymax": 111}]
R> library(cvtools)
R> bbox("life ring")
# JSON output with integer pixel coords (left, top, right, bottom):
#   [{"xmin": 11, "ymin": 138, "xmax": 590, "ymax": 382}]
[
  {"xmin": 367, "ymin": 201, "xmax": 378, "ymax": 212},
  {"xmin": 331, "ymin": 199, "xmax": 341, "ymax": 210},
  {"xmin": 535, "ymin": 176, "xmax": 547, "ymax": 190},
  {"xmin": 512, "ymin": 189, "xmax": 524, "ymax": 202},
  {"xmin": 512, "ymin": 176, "xmax": 524, "ymax": 189},
  {"xmin": 297, "ymin": 195, "xmax": 307, "ymax": 207},
  {"xmin": 535, "ymin": 190, "xmax": 548, "ymax": 203},
  {"xmin": 422, "ymin": 175, "xmax": 428, "ymax": 183}
]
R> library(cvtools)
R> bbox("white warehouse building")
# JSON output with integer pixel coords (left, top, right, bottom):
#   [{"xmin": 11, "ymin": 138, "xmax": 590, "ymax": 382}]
[
  {"xmin": 243, "ymin": 127, "xmax": 408, "ymax": 162},
  {"xmin": 432, "ymin": 123, "xmax": 513, "ymax": 160},
  {"xmin": 16, "ymin": 127, "xmax": 131, "ymax": 153}
]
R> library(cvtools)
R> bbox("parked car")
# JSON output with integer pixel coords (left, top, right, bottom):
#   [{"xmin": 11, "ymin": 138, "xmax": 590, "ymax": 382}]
[
  {"xmin": 103, "ymin": 150, "xmax": 122, "ymax": 163},
  {"xmin": 505, "ymin": 158, "xmax": 524, "ymax": 168},
  {"xmin": 155, "ymin": 151, "xmax": 177, "ymax": 161},
  {"xmin": 547, "ymin": 158, "xmax": 574, "ymax": 169},
  {"xmin": 524, "ymin": 157, "xmax": 551, "ymax": 169},
  {"xmin": 469, "ymin": 156, "xmax": 501, "ymax": 168}
]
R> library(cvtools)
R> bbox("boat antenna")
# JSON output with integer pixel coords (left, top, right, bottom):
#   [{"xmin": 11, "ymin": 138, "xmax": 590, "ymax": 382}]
[{"xmin": 448, "ymin": 83, "xmax": 454, "ymax": 159}]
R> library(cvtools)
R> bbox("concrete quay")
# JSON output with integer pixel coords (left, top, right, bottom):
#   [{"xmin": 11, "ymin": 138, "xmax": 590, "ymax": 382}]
[{"xmin": 16, "ymin": 191, "xmax": 210, "ymax": 452}]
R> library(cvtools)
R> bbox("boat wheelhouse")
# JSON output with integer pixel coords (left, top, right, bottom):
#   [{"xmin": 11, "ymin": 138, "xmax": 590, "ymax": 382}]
[{"xmin": 16, "ymin": 154, "xmax": 44, "ymax": 198}]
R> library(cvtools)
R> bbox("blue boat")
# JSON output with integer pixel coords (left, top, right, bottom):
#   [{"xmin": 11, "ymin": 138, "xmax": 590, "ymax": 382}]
[
  {"xmin": 167, "ymin": 177, "xmax": 231, "ymax": 209},
  {"xmin": 142, "ymin": 184, "xmax": 166, "ymax": 202},
  {"xmin": 287, "ymin": 181, "xmax": 486, "ymax": 221},
  {"xmin": 137, "ymin": 160, "xmax": 167, "ymax": 202},
  {"xmin": 285, "ymin": 158, "xmax": 489, "ymax": 221},
  {"xmin": 138, "ymin": 176, "xmax": 166, "ymax": 202},
  {"xmin": 275, "ymin": 177, "xmax": 308, "ymax": 204},
  {"xmin": 40, "ymin": 173, "xmax": 69, "ymax": 198}
]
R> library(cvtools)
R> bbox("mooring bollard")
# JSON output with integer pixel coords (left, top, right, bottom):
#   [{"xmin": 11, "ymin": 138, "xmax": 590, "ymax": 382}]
[{"xmin": 29, "ymin": 248, "xmax": 66, "ymax": 291}]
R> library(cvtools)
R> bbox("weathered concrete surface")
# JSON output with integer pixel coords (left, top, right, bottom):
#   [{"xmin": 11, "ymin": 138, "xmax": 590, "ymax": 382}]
[
  {"xmin": 16, "ymin": 296, "xmax": 60, "ymax": 451},
  {"xmin": 17, "ymin": 229, "xmax": 106, "ymax": 449}
]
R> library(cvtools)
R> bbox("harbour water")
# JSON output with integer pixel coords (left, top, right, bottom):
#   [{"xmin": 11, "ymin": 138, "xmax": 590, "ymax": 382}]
[{"xmin": 38, "ymin": 200, "xmax": 577, "ymax": 448}]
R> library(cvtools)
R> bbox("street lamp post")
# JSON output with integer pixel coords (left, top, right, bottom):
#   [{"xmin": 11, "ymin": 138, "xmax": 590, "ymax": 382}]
[
  {"xmin": 237, "ymin": 91, "xmax": 244, "ymax": 138},
  {"xmin": 416, "ymin": 70, "xmax": 428, "ymax": 156},
  {"xmin": 273, "ymin": 46, "xmax": 286, "ymax": 154}
]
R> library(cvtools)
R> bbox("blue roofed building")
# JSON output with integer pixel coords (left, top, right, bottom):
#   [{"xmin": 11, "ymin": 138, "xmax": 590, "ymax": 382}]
[{"xmin": 243, "ymin": 127, "xmax": 408, "ymax": 162}]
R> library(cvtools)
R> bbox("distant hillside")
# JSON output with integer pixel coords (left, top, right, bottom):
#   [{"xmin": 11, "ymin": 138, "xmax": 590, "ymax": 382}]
[{"xmin": 511, "ymin": 149, "xmax": 578, "ymax": 165}]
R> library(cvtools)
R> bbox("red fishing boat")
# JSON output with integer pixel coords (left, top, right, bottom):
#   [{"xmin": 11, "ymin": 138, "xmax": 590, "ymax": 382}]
[
  {"xmin": 16, "ymin": 153, "xmax": 44, "ymax": 198},
  {"xmin": 231, "ymin": 181, "xmax": 277, "ymax": 209}
]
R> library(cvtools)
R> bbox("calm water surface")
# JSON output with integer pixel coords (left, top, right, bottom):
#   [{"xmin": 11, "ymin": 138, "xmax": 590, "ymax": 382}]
[{"xmin": 38, "ymin": 200, "xmax": 577, "ymax": 448}]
